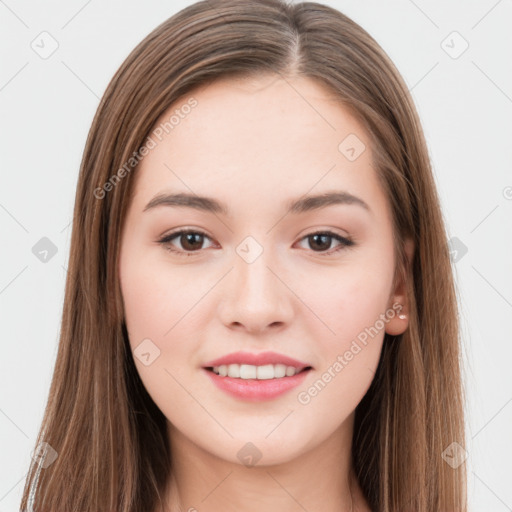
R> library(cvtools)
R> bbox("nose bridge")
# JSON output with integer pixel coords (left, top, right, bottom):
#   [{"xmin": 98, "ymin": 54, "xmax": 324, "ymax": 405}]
[
  {"xmin": 219, "ymin": 235, "xmax": 293, "ymax": 331},
  {"xmin": 234, "ymin": 236, "xmax": 280, "ymax": 302}
]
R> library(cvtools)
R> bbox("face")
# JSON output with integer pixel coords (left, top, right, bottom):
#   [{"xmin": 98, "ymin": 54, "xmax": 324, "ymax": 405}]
[{"xmin": 118, "ymin": 74, "xmax": 410, "ymax": 466}]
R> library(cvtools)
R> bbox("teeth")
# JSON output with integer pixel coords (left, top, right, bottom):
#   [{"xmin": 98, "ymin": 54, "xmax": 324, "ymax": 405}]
[{"xmin": 212, "ymin": 364, "xmax": 303, "ymax": 379}]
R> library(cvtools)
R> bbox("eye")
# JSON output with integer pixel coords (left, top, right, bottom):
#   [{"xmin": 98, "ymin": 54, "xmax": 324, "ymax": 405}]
[
  {"xmin": 157, "ymin": 229, "xmax": 354, "ymax": 257},
  {"xmin": 296, "ymin": 231, "xmax": 354, "ymax": 256},
  {"xmin": 157, "ymin": 229, "xmax": 214, "ymax": 257}
]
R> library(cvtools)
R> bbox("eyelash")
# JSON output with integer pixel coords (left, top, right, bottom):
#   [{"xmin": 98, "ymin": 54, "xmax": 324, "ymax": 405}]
[{"xmin": 157, "ymin": 229, "xmax": 355, "ymax": 257}]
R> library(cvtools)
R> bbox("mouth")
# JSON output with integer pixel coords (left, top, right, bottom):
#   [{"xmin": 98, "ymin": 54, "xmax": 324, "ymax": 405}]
[
  {"xmin": 202, "ymin": 364, "xmax": 313, "ymax": 402},
  {"xmin": 205, "ymin": 364, "xmax": 313, "ymax": 380}
]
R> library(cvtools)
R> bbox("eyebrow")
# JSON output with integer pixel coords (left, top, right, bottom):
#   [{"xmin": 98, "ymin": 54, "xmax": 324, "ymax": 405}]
[{"xmin": 143, "ymin": 190, "xmax": 371, "ymax": 216}]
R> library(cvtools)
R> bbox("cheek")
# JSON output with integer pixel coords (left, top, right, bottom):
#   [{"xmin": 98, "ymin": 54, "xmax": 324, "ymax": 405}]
[
  {"xmin": 294, "ymin": 255, "xmax": 394, "ymax": 345},
  {"xmin": 120, "ymin": 266, "xmax": 170, "ymax": 345},
  {"xmin": 289, "ymin": 254, "xmax": 393, "ymax": 408},
  {"xmin": 293, "ymin": 282, "xmax": 387, "ymax": 430},
  {"xmin": 119, "ymin": 251, "xmax": 209, "ymax": 416},
  {"xmin": 120, "ymin": 245, "xmax": 201, "ymax": 346},
  {"xmin": 119, "ymin": 245, "xmax": 221, "ymax": 391}
]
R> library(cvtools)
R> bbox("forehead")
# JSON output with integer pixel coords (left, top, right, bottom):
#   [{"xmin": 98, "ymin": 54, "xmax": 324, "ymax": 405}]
[{"xmin": 130, "ymin": 74, "xmax": 384, "ymax": 215}]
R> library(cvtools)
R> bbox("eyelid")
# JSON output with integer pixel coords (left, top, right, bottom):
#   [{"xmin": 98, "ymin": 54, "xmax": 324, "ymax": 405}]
[
  {"xmin": 158, "ymin": 228, "xmax": 215, "ymax": 256},
  {"xmin": 295, "ymin": 231, "xmax": 354, "ymax": 255},
  {"xmin": 157, "ymin": 228, "xmax": 355, "ymax": 257}
]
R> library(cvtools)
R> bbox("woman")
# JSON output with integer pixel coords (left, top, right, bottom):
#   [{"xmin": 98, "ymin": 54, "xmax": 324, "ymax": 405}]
[{"xmin": 21, "ymin": 0, "xmax": 467, "ymax": 510}]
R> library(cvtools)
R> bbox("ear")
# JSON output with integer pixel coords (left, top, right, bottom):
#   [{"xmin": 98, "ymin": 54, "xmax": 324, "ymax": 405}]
[{"xmin": 385, "ymin": 237, "xmax": 414, "ymax": 336}]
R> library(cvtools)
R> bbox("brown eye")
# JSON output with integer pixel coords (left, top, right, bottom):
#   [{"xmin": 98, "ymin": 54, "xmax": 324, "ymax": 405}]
[
  {"xmin": 297, "ymin": 231, "xmax": 354, "ymax": 255},
  {"xmin": 158, "ymin": 229, "xmax": 354, "ymax": 258},
  {"xmin": 179, "ymin": 232, "xmax": 205, "ymax": 251},
  {"xmin": 158, "ymin": 230, "xmax": 214, "ymax": 256},
  {"xmin": 308, "ymin": 233, "xmax": 333, "ymax": 251}
]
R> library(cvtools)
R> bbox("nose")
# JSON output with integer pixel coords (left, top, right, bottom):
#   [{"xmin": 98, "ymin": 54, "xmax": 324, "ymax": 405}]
[{"xmin": 217, "ymin": 247, "xmax": 294, "ymax": 334}]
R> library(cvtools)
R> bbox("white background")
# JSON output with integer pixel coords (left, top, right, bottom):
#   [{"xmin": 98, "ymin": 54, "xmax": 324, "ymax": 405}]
[{"xmin": 1, "ymin": 0, "xmax": 511, "ymax": 510}]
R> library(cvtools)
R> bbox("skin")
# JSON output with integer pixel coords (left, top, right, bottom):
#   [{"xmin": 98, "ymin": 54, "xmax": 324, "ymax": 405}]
[{"xmin": 118, "ymin": 74, "xmax": 413, "ymax": 512}]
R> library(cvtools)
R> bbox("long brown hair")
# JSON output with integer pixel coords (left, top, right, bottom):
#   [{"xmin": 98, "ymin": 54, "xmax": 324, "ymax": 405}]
[{"xmin": 20, "ymin": 1, "xmax": 467, "ymax": 510}]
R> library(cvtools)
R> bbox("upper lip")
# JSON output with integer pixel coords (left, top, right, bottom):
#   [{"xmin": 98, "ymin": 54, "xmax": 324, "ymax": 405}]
[{"xmin": 202, "ymin": 351, "xmax": 312, "ymax": 371}]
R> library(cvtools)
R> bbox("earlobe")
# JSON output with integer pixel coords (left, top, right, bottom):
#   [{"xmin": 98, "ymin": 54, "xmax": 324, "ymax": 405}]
[
  {"xmin": 385, "ymin": 303, "xmax": 409, "ymax": 335},
  {"xmin": 385, "ymin": 237, "xmax": 414, "ymax": 336}
]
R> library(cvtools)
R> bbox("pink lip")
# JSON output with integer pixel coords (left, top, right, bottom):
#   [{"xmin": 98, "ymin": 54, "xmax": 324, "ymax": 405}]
[
  {"xmin": 202, "ymin": 367, "xmax": 311, "ymax": 402},
  {"xmin": 202, "ymin": 351, "xmax": 312, "ymax": 371}
]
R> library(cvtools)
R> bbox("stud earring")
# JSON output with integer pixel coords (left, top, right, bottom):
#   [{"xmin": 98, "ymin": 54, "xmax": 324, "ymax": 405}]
[{"xmin": 396, "ymin": 304, "xmax": 407, "ymax": 320}]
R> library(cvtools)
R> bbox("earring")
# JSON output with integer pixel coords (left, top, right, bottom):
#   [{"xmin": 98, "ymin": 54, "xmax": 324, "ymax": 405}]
[{"xmin": 398, "ymin": 312, "xmax": 407, "ymax": 320}]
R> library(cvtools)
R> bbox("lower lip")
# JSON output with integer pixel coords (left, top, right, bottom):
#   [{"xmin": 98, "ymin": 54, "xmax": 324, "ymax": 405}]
[{"xmin": 202, "ymin": 368, "xmax": 311, "ymax": 402}]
